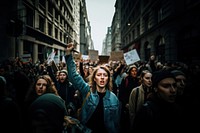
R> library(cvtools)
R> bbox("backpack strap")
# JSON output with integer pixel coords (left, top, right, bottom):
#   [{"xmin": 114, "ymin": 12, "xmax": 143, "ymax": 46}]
[
  {"xmin": 125, "ymin": 77, "xmax": 128, "ymax": 88},
  {"xmin": 135, "ymin": 87, "xmax": 139, "ymax": 113}
]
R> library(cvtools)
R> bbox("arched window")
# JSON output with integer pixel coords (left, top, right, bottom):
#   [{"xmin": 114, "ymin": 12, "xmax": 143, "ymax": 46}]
[
  {"xmin": 144, "ymin": 42, "xmax": 151, "ymax": 61},
  {"xmin": 155, "ymin": 36, "xmax": 165, "ymax": 62}
]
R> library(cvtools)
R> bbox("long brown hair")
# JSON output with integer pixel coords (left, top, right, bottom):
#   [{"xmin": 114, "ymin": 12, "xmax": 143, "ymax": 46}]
[
  {"xmin": 42, "ymin": 75, "xmax": 58, "ymax": 95},
  {"xmin": 88, "ymin": 65, "xmax": 113, "ymax": 92},
  {"xmin": 31, "ymin": 75, "xmax": 58, "ymax": 96},
  {"xmin": 24, "ymin": 74, "xmax": 58, "ymax": 106}
]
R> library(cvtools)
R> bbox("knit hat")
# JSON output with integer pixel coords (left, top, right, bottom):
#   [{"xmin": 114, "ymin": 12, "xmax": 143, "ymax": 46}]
[
  {"xmin": 127, "ymin": 64, "xmax": 137, "ymax": 73},
  {"xmin": 152, "ymin": 69, "xmax": 175, "ymax": 87},
  {"xmin": 60, "ymin": 69, "xmax": 68, "ymax": 75},
  {"xmin": 29, "ymin": 93, "xmax": 66, "ymax": 132},
  {"xmin": 171, "ymin": 70, "xmax": 185, "ymax": 77}
]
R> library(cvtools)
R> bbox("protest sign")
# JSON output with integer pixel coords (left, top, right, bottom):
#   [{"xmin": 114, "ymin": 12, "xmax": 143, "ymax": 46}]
[
  {"xmin": 109, "ymin": 51, "xmax": 124, "ymax": 61},
  {"xmin": 124, "ymin": 49, "xmax": 140, "ymax": 65}
]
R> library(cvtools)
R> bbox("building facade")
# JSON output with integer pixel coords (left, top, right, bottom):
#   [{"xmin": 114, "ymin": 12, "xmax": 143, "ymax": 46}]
[
  {"xmin": 102, "ymin": 27, "xmax": 112, "ymax": 56},
  {"xmin": 112, "ymin": 0, "xmax": 200, "ymax": 65},
  {"xmin": 0, "ymin": 0, "xmax": 93, "ymax": 63},
  {"xmin": 111, "ymin": 0, "xmax": 121, "ymax": 52}
]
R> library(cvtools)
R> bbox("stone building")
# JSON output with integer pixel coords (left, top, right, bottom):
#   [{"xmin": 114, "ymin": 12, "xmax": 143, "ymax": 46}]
[
  {"xmin": 0, "ymin": 0, "xmax": 93, "ymax": 63},
  {"xmin": 112, "ymin": 0, "xmax": 200, "ymax": 65}
]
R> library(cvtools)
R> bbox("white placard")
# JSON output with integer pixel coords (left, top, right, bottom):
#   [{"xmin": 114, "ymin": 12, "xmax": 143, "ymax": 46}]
[
  {"xmin": 82, "ymin": 55, "xmax": 89, "ymax": 60},
  {"xmin": 124, "ymin": 49, "xmax": 140, "ymax": 65}
]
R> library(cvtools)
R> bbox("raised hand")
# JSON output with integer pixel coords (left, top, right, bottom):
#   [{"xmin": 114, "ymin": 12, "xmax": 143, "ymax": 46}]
[{"xmin": 66, "ymin": 42, "xmax": 74, "ymax": 55}]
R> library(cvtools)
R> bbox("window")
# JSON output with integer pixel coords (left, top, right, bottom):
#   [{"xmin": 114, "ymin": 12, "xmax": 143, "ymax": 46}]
[
  {"xmin": 26, "ymin": 6, "xmax": 33, "ymax": 27},
  {"xmin": 48, "ymin": 22, "xmax": 52, "ymax": 36},
  {"xmin": 48, "ymin": 1, "xmax": 53, "ymax": 15},
  {"xmin": 55, "ymin": 28, "xmax": 58, "ymax": 39},
  {"xmin": 39, "ymin": 16, "xmax": 44, "ymax": 32},
  {"xmin": 144, "ymin": 42, "xmax": 151, "ymax": 61},
  {"xmin": 39, "ymin": 0, "xmax": 45, "ymax": 10},
  {"xmin": 156, "ymin": 36, "xmax": 165, "ymax": 62},
  {"xmin": 157, "ymin": 7, "xmax": 163, "ymax": 22},
  {"xmin": 144, "ymin": 14, "xmax": 149, "ymax": 32}
]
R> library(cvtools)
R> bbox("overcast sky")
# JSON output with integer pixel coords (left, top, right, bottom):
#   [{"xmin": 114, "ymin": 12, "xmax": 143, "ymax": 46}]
[{"xmin": 86, "ymin": 0, "xmax": 116, "ymax": 55}]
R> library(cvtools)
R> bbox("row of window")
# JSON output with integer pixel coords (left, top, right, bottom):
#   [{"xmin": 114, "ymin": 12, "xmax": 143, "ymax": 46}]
[{"xmin": 24, "ymin": 0, "xmax": 74, "ymax": 43}]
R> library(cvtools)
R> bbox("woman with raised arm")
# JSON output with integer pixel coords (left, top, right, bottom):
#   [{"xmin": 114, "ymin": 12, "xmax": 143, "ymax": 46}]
[{"xmin": 64, "ymin": 43, "xmax": 120, "ymax": 133}]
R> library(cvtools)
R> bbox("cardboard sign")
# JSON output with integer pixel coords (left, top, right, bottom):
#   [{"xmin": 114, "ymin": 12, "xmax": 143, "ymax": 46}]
[
  {"xmin": 98, "ymin": 55, "xmax": 109, "ymax": 65},
  {"xmin": 89, "ymin": 50, "xmax": 99, "ymax": 61},
  {"xmin": 109, "ymin": 51, "xmax": 124, "ymax": 61}
]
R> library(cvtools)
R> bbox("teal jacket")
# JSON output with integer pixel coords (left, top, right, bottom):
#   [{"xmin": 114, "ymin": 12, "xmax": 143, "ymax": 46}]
[{"xmin": 65, "ymin": 55, "xmax": 120, "ymax": 133}]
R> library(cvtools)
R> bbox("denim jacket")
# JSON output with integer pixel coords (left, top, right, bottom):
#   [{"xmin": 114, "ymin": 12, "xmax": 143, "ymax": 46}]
[{"xmin": 65, "ymin": 55, "xmax": 120, "ymax": 133}]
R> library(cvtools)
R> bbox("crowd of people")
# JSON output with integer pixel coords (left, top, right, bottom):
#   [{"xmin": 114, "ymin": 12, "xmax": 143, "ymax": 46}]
[{"xmin": 0, "ymin": 43, "xmax": 200, "ymax": 133}]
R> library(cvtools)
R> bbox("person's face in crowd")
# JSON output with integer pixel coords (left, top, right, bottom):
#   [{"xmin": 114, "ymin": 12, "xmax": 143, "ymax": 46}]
[
  {"xmin": 88, "ymin": 66, "xmax": 93, "ymax": 75},
  {"xmin": 35, "ymin": 79, "xmax": 48, "ymax": 96},
  {"xmin": 56, "ymin": 71, "xmax": 60, "ymax": 81},
  {"xmin": 142, "ymin": 72, "xmax": 152, "ymax": 88},
  {"xmin": 150, "ymin": 55, "xmax": 155, "ymax": 61},
  {"xmin": 94, "ymin": 68, "xmax": 109, "ymax": 89},
  {"xmin": 156, "ymin": 78, "xmax": 177, "ymax": 103},
  {"xmin": 84, "ymin": 66, "xmax": 89, "ymax": 76},
  {"xmin": 175, "ymin": 75, "xmax": 186, "ymax": 95},
  {"xmin": 130, "ymin": 67, "xmax": 137, "ymax": 78},
  {"xmin": 110, "ymin": 69, "xmax": 114, "ymax": 76},
  {"xmin": 59, "ymin": 72, "xmax": 67, "ymax": 83}
]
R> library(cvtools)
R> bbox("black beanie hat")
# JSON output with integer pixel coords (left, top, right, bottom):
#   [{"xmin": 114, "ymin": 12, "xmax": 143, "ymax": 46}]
[
  {"xmin": 171, "ymin": 70, "xmax": 185, "ymax": 77},
  {"xmin": 152, "ymin": 69, "xmax": 175, "ymax": 87},
  {"xmin": 29, "ymin": 93, "xmax": 66, "ymax": 132}
]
